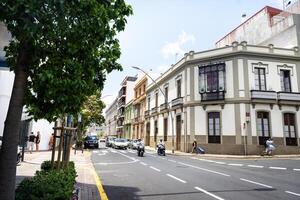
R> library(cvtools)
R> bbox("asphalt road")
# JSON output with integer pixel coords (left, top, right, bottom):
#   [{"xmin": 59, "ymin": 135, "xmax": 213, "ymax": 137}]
[{"xmin": 92, "ymin": 148, "xmax": 300, "ymax": 200}]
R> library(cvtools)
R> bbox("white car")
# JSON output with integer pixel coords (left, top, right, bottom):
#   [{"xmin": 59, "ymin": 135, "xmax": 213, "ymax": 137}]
[{"xmin": 113, "ymin": 138, "xmax": 128, "ymax": 149}]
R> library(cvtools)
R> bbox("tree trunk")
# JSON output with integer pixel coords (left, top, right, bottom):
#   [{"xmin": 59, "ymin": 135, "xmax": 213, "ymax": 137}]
[{"xmin": 0, "ymin": 41, "xmax": 31, "ymax": 200}]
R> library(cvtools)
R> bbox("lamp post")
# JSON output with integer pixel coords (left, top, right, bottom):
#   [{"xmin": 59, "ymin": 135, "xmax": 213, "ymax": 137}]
[{"xmin": 132, "ymin": 66, "xmax": 175, "ymax": 154}]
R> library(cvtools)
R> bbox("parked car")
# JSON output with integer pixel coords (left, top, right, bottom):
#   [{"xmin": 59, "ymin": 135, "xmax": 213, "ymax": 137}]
[
  {"xmin": 129, "ymin": 139, "xmax": 139, "ymax": 149},
  {"xmin": 84, "ymin": 135, "xmax": 99, "ymax": 149},
  {"xmin": 106, "ymin": 137, "xmax": 116, "ymax": 147},
  {"xmin": 113, "ymin": 138, "xmax": 128, "ymax": 149}
]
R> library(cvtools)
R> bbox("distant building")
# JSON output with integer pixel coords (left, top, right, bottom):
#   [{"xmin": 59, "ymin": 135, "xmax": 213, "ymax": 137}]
[
  {"xmin": 133, "ymin": 76, "xmax": 148, "ymax": 142},
  {"xmin": 216, "ymin": 1, "xmax": 300, "ymax": 49},
  {"xmin": 146, "ymin": 43, "xmax": 300, "ymax": 155},
  {"xmin": 124, "ymin": 99, "xmax": 134, "ymax": 139},
  {"xmin": 105, "ymin": 98, "xmax": 118, "ymax": 137},
  {"xmin": 116, "ymin": 76, "xmax": 137, "ymax": 138}
]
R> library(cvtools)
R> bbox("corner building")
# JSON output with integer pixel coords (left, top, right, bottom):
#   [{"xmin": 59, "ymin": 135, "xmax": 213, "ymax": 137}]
[{"xmin": 146, "ymin": 43, "xmax": 300, "ymax": 155}]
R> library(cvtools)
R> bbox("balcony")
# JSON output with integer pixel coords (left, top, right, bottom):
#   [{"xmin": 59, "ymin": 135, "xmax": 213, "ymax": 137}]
[
  {"xmin": 151, "ymin": 107, "xmax": 158, "ymax": 114},
  {"xmin": 144, "ymin": 110, "xmax": 150, "ymax": 117},
  {"xmin": 277, "ymin": 92, "xmax": 300, "ymax": 106},
  {"xmin": 171, "ymin": 97, "xmax": 183, "ymax": 107},
  {"xmin": 251, "ymin": 90, "xmax": 277, "ymax": 108},
  {"xmin": 251, "ymin": 90, "xmax": 277, "ymax": 100},
  {"xmin": 200, "ymin": 91, "xmax": 225, "ymax": 101},
  {"xmin": 160, "ymin": 102, "xmax": 168, "ymax": 111}
]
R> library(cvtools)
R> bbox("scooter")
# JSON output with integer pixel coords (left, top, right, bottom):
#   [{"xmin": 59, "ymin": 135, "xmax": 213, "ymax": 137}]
[
  {"xmin": 137, "ymin": 143, "xmax": 145, "ymax": 157},
  {"xmin": 157, "ymin": 144, "xmax": 165, "ymax": 156}
]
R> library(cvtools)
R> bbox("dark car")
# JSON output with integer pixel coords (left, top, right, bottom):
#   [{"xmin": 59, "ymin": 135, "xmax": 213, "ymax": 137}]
[{"xmin": 84, "ymin": 136, "xmax": 99, "ymax": 149}]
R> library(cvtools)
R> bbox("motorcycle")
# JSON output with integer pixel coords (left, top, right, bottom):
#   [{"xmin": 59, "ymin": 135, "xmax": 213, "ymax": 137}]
[
  {"xmin": 137, "ymin": 142, "xmax": 145, "ymax": 157},
  {"xmin": 157, "ymin": 144, "xmax": 165, "ymax": 156}
]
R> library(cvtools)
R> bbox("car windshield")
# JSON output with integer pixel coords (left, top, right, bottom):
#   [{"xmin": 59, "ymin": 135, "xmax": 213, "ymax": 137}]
[
  {"xmin": 115, "ymin": 139, "xmax": 126, "ymax": 142},
  {"xmin": 87, "ymin": 136, "xmax": 97, "ymax": 140}
]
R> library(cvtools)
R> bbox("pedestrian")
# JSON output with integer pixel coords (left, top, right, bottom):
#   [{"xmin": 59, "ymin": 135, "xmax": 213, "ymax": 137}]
[
  {"xmin": 28, "ymin": 132, "xmax": 36, "ymax": 154},
  {"xmin": 35, "ymin": 131, "xmax": 41, "ymax": 151},
  {"xmin": 192, "ymin": 139, "xmax": 197, "ymax": 153},
  {"xmin": 49, "ymin": 133, "xmax": 54, "ymax": 150}
]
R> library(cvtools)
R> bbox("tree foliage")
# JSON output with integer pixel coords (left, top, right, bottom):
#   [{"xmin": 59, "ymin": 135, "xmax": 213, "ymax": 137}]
[
  {"xmin": 80, "ymin": 90, "xmax": 106, "ymax": 129},
  {"xmin": 0, "ymin": 0, "xmax": 132, "ymax": 121}
]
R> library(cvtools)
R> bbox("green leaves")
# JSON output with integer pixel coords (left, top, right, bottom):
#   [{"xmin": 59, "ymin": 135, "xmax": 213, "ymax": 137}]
[{"xmin": 1, "ymin": 0, "xmax": 132, "ymax": 121}]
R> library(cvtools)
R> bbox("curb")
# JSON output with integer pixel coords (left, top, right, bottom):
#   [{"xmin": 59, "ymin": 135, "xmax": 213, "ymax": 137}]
[{"xmin": 91, "ymin": 165, "xmax": 109, "ymax": 200}]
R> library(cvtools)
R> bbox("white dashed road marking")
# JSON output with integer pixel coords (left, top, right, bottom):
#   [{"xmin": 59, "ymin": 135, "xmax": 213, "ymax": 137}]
[
  {"xmin": 166, "ymin": 174, "xmax": 186, "ymax": 183},
  {"xmin": 247, "ymin": 165, "xmax": 264, "ymax": 168},
  {"xmin": 240, "ymin": 178, "xmax": 273, "ymax": 188},
  {"xmin": 140, "ymin": 162, "xmax": 147, "ymax": 166},
  {"xmin": 293, "ymin": 168, "xmax": 300, "ymax": 171},
  {"xmin": 215, "ymin": 161, "xmax": 226, "ymax": 165},
  {"xmin": 228, "ymin": 163, "xmax": 243, "ymax": 166},
  {"xmin": 168, "ymin": 159, "xmax": 177, "ymax": 163},
  {"xmin": 194, "ymin": 186, "xmax": 225, "ymax": 200},
  {"xmin": 269, "ymin": 167, "xmax": 287, "ymax": 170},
  {"xmin": 285, "ymin": 191, "xmax": 300, "ymax": 197},
  {"xmin": 150, "ymin": 166, "xmax": 161, "ymax": 172}
]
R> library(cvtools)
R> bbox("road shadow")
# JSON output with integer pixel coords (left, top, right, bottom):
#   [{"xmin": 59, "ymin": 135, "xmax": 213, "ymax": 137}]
[
  {"xmin": 15, "ymin": 175, "xmax": 33, "ymax": 189},
  {"xmin": 103, "ymin": 184, "xmax": 141, "ymax": 200}
]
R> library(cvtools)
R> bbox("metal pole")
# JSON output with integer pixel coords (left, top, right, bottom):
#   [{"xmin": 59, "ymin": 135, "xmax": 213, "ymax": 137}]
[{"xmin": 132, "ymin": 66, "xmax": 175, "ymax": 154}]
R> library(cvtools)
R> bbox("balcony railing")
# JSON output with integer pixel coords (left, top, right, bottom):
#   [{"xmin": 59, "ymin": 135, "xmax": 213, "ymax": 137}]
[
  {"xmin": 172, "ymin": 97, "xmax": 183, "ymax": 107},
  {"xmin": 144, "ymin": 110, "xmax": 150, "ymax": 117},
  {"xmin": 251, "ymin": 90, "xmax": 277, "ymax": 100},
  {"xmin": 160, "ymin": 102, "xmax": 168, "ymax": 111},
  {"xmin": 277, "ymin": 92, "xmax": 300, "ymax": 101},
  {"xmin": 151, "ymin": 107, "xmax": 158, "ymax": 114},
  {"xmin": 201, "ymin": 91, "xmax": 225, "ymax": 101}
]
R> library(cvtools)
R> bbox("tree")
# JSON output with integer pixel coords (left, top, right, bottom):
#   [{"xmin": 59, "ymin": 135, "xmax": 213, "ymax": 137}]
[
  {"xmin": 0, "ymin": 1, "xmax": 132, "ymax": 199},
  {"xmin": 80, "ymin": 90, "xmax": 106, "ymax": 130}
]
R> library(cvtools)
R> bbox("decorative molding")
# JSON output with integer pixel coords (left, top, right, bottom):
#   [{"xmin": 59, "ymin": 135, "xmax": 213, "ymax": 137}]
[
  {"xmin": 277, "ymin": 64, "xmax": 294, "ymax": 76},
  {"xmin": 251, "ymin": 62, "xmax": 269, "ymax": 74}
]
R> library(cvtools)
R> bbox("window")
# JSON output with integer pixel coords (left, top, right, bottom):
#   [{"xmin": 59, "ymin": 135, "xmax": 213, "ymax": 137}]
[
  {"xmin": 284, "ymin": 113, "xmax": 297, "ymax": 146},
  {"xmin": 135, "ymin": 90, "xmax": 137, "ymax": 98},
  {"xmin": 147, "ymin": 97, "xmax": 150, "ymax": 111},
  {"xmin": 139, "ymin": 88, "xmax": 141, "ymax": 96},
  {"xmin": 177, "ymin": 79, "xmax": 181, "ymax": 98},
  {"xmin": 280, "ymin": 70, "xmax": 291, "ymax": 92},
  {"xmin": 155, "ymin": 92, "xmax": 158, "ymax": 108},
  {"xmin": 164, "ymin": 87, "xmax": 168, "ymax": 103},
  {"xmin": 164, "ymin": 118, "xmax": 168, "ymax": 141},
  {"xmin": 199, "ymin": 63, "xmax": 225, "ymax": 93},
  {"xmin": 143, "ymin": 84, "xmax": 146, "ymax": 94},
  {"xmin": 254, "ymin": 68, "xmax": 266, "ymax": 91},
  {"xmin": 256, "ymin": 112, "xmax": 270, "ymax": 145},
  {"xmin": 208, "ymin": 112, "xmax": 221, "ymax": 143}
]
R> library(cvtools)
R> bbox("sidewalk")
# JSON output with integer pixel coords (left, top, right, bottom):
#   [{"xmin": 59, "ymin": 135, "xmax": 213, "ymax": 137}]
[
  {"xmin": 145, "ymin": 146, "xmax": 300, "ymax": 159},
  {"xmin": 16, "ymin": 150, "xmax": 102, "ymax": 200}
]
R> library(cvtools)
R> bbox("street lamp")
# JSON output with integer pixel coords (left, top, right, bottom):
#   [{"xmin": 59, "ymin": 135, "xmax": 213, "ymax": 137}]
[{"xmin": 132, "ymin": 66, "xmax": 175, "ymax": 154}]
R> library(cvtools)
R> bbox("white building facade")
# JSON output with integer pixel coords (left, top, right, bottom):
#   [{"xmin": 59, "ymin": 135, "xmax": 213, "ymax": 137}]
[
  {"xmin": 105, "ymin": 98, "xmax": 118, "ymax": 137},
  {"xmin": 146, "ymin": 43, "xmax": 300, "ymax": 155}
]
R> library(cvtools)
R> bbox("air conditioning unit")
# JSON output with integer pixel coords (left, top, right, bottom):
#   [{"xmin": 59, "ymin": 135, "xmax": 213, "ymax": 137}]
[
  {"xmin": 199, "ymin": 88, "xmax": 205, "ymax": 93},
  {"xmin": 219, "ymin": 86, "xmax": 224, "ymax": 91}
]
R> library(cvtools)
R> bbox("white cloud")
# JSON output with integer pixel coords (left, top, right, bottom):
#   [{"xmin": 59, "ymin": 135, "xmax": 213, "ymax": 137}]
[{"xmin": 161, "ymin": 30, "xmax": 196, "ymax": 59}]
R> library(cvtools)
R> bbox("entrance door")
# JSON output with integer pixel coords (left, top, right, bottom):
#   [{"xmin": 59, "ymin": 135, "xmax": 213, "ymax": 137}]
[
  {"xmin": 176, "ymin": 115, "xmax": 181, "ymax": 150},
  {"xmin": 146, "ymin": 122, "xmax": 150, "ymax": 146}
]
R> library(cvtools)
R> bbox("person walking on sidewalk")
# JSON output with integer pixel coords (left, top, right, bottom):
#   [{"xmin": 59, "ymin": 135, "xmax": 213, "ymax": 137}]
[
  {"xmin": 35, "ymin": 131, "xmax": 41, "ymax": 151},
  {"xmin": 28, "ymin": 132, "xmax": 36, "ymax": 154},
  {"xmin": 192, "ymin": 139, "xmax": 198, "ymax": 153}
]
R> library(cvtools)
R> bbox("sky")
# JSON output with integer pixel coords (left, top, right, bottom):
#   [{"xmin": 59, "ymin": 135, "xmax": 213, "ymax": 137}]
[{"xmin": 101, "ymin": 0, "xmax": 284, "ymax": 110}]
